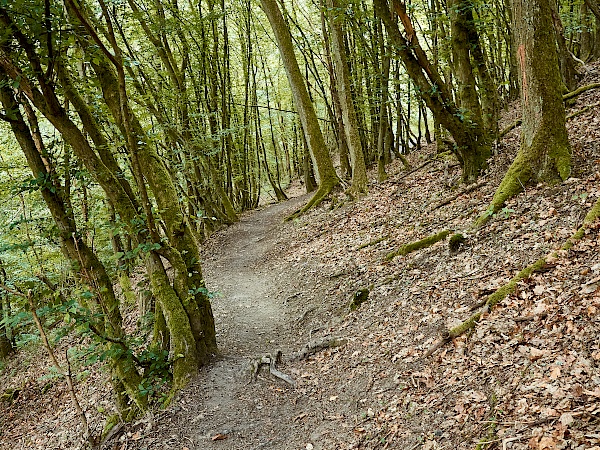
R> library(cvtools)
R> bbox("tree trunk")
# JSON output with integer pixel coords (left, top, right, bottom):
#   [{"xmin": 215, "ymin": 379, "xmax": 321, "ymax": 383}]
[
  {"xmin": 581, "ymin": 1, "xmax": 593, "ymax": 61},
  {"xmin": 481, "ymin": 0, "xmax": 571, "ymax": 220},
  {"xmin": 549, "ymin": 1, "xmax": 579, "ymax": 91},
  {"xmin": 320, "ymin": 1, "xmax": 351, "ymax": 180},
  {"xmin": 327, "ymin": 0, "xmax": 368, "ymax": 195},
  {"xmin": 374, "ymin": 0, "xmax": 490, "ymax": 182},
  {"xmin": 449, "ymin": 0, "xmax": 484, "ymax": 127},
  {"xmin": 0, "ymin": 291, "xmax": 13, "ymax": 359},
  {"xmin": 463, "ymin": 2, "xmax": 499, "ymax": 139},
  {"xmin": 259, "ymin": 0, "xmax": 339, "ymax": 212}
]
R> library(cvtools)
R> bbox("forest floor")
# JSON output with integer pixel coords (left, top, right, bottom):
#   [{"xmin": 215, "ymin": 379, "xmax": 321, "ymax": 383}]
[{"xmin": 2, "ymin": 66, "xmax": 600, "ymax": 450}]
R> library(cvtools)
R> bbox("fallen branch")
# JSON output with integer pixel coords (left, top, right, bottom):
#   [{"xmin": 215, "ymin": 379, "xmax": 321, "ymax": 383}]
[
  {"xmin": 430, "ymin": 180, "xmax": 488, "ymax": 211},
  {"xmin": 386, "ymin": 229, "xmax": 452, "ymax": 261},
  {"xmin": 396, "ymin": 158, "xmax": 435, "ymax": 181},
  {"xmin": 28, "ymin": 291, "xmax": 96, "ymax": 447},
  {"xmin": 425, "ymin": 192, "xmax": 600, "ymax": 357}
]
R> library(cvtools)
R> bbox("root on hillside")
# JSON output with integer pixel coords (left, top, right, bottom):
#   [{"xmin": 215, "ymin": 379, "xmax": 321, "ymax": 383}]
[
  {"xmin": 499, "ymin": 83, "xmax": 600, "ymax": 138},
  {"xmin": 288, "ymin": 336, "xmax": 348, "ymax": 361},
  {"xmin": 430, "ymin": 179, "xmax": 488, "ymax": 211},
  {"xmin": 425, "ymin": 193, "xmax": 600, "ymax": 357},
  {"xmin": 386, "ymin": 229, "xmax": 452, "ymax": 260},
  {"xmin": 285, "ymin": 182, "xmax": 338, "ymax": 221}
]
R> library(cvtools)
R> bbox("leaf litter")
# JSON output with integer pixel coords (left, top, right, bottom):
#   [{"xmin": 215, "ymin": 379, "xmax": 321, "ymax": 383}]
[{"xmin": 2, "ymin": 65, "xmax": 600, "ymax": 450}]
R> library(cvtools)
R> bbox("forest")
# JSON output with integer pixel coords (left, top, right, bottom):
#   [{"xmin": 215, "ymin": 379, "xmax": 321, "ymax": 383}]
[{"xmin": 0, "ymin": 0, "xmax": 599, "ymax": 448}]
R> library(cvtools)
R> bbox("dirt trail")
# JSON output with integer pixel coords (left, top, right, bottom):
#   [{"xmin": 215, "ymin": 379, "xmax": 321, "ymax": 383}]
[
  {"xmin": 203, "ymin": 196, "xmax": 306, "ymax": 355},
  {"xmin": 127, "ymin": 194, "xmax": 325, "ymax": 450}
]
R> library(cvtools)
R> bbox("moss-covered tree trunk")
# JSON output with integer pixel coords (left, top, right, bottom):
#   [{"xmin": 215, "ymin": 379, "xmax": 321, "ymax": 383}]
[
  {"xmin": 374, "ymin": 0, "xmax": 489, "ymax": 183},
  {"xmin": 448, "ymin": 0, "xmax": 491, "ymax": 177},
  {"xmin": 327, "ymin": 0, "xmax": 368, "ymax": 195},
  {"xmin": 0, "ymin": 79, "xmax": 147, "ymax": 412},
  {"xmin": 549, "ymin": 2, "xmax": 579, "ymax": 91},
  {"xmin": 260, "ymin": 0, "xmax": 339, "ymax": 211},
  {"xmin": 449, "ymin": 0, "xmax": 484, "ymax": 130},
  {"xmin": 480, "ymin": 0, "xmax": 571, "ymax": 221}
]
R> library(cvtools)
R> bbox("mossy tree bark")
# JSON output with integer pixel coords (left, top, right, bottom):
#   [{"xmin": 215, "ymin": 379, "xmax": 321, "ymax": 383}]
[
  {"xmin": 259, "ymin": 0, "xmax": 339, "ymax": 212},
  {"xmin": 0, "ymin": 78, "xmax": 147, "ymax": 412},
  {"xmin": 320, "ymin": 3, "xmax": 352, "ymax": 181},
  {"xmin": 327, "ymin": 0, "xmax": 368, "ymax": 196},
  {"xmin": 479, "ymin": 0, "xmax": 571, "ymax": 224},
  {"xmin": 586, "ymin": 0, "xmax": 600, "ymax": 21},
  {"xmin": 374, "ymin": 0, "xmax": 490, "ymax": 183}
]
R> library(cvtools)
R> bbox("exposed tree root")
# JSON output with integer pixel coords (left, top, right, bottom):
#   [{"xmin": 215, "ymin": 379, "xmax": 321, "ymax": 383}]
[
  {"xmin": 356, "ymin": 236, "xmax": 388, "ymax": 250},
  {"xmin": 566, "ymin": 102, "xmax": 600, "ymax": 120},
  {"xmin": 498, "ymin": 118, "xmax": 522, "ymax": 139},
  {"xmin": 285, "ymin": 182, "xmax": 337, "ymax": 221},
  {"xmin": 395, "ymin": 151, "xmax": 453, "ymax": 181},
  {"xmin": 249, "ymin": 351, "xmax": 296, "ymax": 386},
  {"xmin": 425, "ymin": 194, "xmax": 600, "ymax": 357},
  {"xmin": 288, "ymin": 336, "xmax": 348, "ymax": 361},
  {"xmin": 385, "ymin": 229, "xmax": 452, "ymax": 261},
  {"xmin": 562, "ymin": 81, "xmax": 600, "ymax": 101},
  {"xmin": 248, "ymin": 337, "xmax": 348, "ymax": 387},
  {"xmin": 398, "ymin": 153, "xmax": 411, "ymax": 170}
]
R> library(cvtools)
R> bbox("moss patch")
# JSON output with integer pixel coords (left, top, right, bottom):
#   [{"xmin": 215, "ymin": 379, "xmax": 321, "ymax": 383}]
[
  {"xmin": 386, "ymin": 229, "xmax": 452, "ymax": 260},
  {"xmin": 349, "ymin": 288, "xmax": 370, "ymax": 311},
  {"xmin": 448, "ymin": 233, "xmax": 466, "ymax": 253}
]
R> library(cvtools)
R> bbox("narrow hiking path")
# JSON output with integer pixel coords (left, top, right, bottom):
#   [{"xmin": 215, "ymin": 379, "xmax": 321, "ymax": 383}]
[
  {"xmin": 116, "ymin": 193, "xmax": 339, "ymax": 450},
  {"xmin": 202, "ymin": 194, "xmax": 308, "ymax": 355}
]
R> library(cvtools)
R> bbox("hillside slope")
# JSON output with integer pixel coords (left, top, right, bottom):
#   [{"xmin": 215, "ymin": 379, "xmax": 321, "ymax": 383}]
[{"xmin": 1, "ymin": 67, "xmax": 599, "ymax": 450}]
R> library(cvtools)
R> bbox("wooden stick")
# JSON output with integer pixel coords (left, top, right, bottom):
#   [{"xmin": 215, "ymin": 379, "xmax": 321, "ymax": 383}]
[{"xmin": 28, "ymin": 291, "xmax": 95, "ymax": 447}]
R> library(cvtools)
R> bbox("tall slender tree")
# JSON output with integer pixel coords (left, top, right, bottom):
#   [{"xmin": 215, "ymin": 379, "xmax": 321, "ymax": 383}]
[
  {"xmin": 259, "ymin": 0, "xmax": 339, "ymax": 214},
  {"xmin": 327, "ymin": 0, "xmax": 368, "ymax": 195}
]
